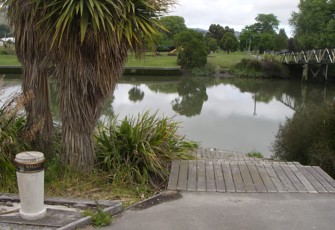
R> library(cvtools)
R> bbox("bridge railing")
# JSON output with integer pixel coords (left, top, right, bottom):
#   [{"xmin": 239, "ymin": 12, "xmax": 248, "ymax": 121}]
[{"xmin": 277, "ymin": 48, "xmax": 335, "ymax": 64}]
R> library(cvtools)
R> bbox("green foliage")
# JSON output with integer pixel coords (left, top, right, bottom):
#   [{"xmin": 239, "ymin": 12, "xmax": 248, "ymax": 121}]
[
  {"xmin": 254, "ymin": 13, "xmax": 279, "ymax": 33},
  {"xmin": 206, "ymin": 24, "xmax": 235, "ymax": 44},
  {"xmin": 239, "ymin": 13, "xmax": 286, "ymax": 52},
  {"xmin": 219, "ymin": 32, "xmax": 239, "ymax": 53},
  {"xmin": 290, "ymin": 0, "xmax": 335, "ymax": 49},
  {"xmin": 95, "ymin": 111, "xmax": 197, "ymax": 187},
  {"xmin": 83, "ymin": 207, "xmax": 112, "ymax": 227},
  {"xmin": 230, "ymin": 58, "xmax": 289, "ymax": 78},
  {"xmin": 174, "ymin": 29, "xmax": 208, "ymax": 68},
  {"xmin": 157, "ymin": 16, "xmax": 187, "ymax": 51},
  {"xmin": 274, "ymin": 29, "xmax": 288, "ymax": 51},
  {"xmin": 273, "ymin": 104, "xmax": 335, "ymax": 178},
  {"xmin": 246, "ymin": 152, "xmax": 264, "ymax": 158},
  {"xmin": 205, "ymin": 37, "xmax": 218, "ymax": 53}
]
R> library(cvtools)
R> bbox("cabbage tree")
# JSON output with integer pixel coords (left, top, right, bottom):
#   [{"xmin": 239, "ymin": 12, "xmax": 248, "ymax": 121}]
[{"xmin": 3, "ymin": 0, "xmax": 175, "ymax": 171}]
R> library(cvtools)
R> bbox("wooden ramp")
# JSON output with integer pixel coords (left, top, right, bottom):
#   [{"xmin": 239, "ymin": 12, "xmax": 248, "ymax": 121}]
[{"xmin": 168, "ymin": 148, "xmax": 335, "ymax": 193}]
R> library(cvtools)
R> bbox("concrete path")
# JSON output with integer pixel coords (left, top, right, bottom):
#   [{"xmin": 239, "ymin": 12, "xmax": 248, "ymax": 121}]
[{"xmin": 102, "ymin": 192, "xmax": 335, "ymax": 230}]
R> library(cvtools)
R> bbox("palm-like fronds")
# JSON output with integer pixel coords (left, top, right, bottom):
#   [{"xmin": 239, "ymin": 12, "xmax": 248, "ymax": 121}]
[
  {"xmin": 42, "ymin": 0, "xmax": 175, "ymax": 170},
  {"xmin": 2, "ymin": 0, "xmax": 176, "ymax": 171}
]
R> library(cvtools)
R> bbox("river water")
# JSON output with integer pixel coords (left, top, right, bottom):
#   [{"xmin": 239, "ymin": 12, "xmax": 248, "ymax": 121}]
[{"xmin": 2, "ymin": 76, "xmax": 335, "ymax": 157}]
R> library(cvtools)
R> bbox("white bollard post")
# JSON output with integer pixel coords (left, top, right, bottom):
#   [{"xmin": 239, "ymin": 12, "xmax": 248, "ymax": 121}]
[{"xmin": 15, "ymin": 151, "xmax": 46, "ymax": 220}]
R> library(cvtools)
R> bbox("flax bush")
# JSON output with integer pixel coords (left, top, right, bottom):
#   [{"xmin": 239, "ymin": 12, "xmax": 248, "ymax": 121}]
[
  {"xmin": 0, "ymin": 89, "xmax": 31, "ymax": 191},
  {"xmin": 95, "ymin": 111, "xmax": 197, "ymax": 188}
]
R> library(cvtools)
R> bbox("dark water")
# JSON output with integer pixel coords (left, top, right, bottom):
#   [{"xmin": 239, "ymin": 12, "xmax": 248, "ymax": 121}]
[{"xmin": 2, "ymin": 76, "xmax": 335, "ymax": 157}]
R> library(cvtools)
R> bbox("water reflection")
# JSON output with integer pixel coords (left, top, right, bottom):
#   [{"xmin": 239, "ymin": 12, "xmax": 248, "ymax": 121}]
[
  {"xmin": 3, "ymin": 75, "xmax": 335, "ymax": 157},
  {"xmin": 128, "ymin": 86, "xmax": 144, "ymax": 102},
  {"xmin": 172, "ymin": 78, "xmax": 208, "ymax": 117}
]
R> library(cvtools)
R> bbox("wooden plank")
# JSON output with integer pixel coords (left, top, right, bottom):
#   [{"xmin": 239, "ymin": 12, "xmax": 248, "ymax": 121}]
[
  {"xmin": 273, "ymin": 164, "xmax": 297, "ymax": 192},
  {"xmin": 281, "ymin": 165, "xmax": 307, "ymax": 192},
  {"xmin": 264, "ymin": 164, "xmax": 286, "ymax": 192},
  {"xmin": 239, "ymin": 163, "xmax": 256, "ymax": 192},
  {"xmin": 230, "ymin": 163, "xmax": 245, "ymax": 192},
  {"xmin": 313, "ymin": 166, "xmax": 335, "ymax": 188},
  {"xmin": 213, "ymin": 161, "xmax": 225, "ymax": 192},
  {"xmin": 197, "ymin": 160, "xmax": 206, "ymax": 192},
  {"xmin": 222, "ymin": 163, "xmax": 235, "ymax": 192},
  {"xmin": 206, "ymin": 161, "xmax": 216, "ymax": 192},
  {"xmin": 305, "ymin": 166, "xmax": 335, "ymax": 192},
  {"xmin": 177, "ymin": 161, "xmax": 188, "ymax": 190},
  {"xmin": 256, "ymin": 164, "xmax": 277, "ymax": 192},
  {"xmin": 248, "ymin": 164, "xmax": 267, "ymax": 192},
  {"xmin": 168, "ymin": 160, "xmax": 180, "ymax": 190},
  {"xmin": 296, "ymin": 165, "xmax": 327, "ymax": 193},
  {"xmin": 288, "ymin": 165, "xmax": 317, "ymax": 193},
  {"xmin": 187, "ymin": 160, "xmax": 197, "ymax": 191}
]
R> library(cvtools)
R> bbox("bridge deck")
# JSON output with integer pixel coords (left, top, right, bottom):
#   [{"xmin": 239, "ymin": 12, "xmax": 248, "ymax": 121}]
[{"xmin": 168, "ymin": 148, "xmax": 335, "ymax": 193}]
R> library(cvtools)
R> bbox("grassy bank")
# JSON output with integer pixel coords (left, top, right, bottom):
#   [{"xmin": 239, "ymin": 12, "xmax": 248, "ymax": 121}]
[
  {"xmin": 0, "ymin": 50, "xmax": 252, "ymax": 69},
  {"xmin": 207, "ymin": 51, "xmax": 253, "ymax": 70}
]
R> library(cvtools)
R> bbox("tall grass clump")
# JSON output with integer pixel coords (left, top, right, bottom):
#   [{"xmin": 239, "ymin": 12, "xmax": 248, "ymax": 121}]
[
  {"xmin": 0, "ymin": 86, "xmax": 31, "ymax": 191},
  {"xmin": 273, "ymin": 104, "xmax": 335, "ymax": 178},
  {"xmin": 95, "ymin": 111, "xmax": 197, "ymax": 188}
]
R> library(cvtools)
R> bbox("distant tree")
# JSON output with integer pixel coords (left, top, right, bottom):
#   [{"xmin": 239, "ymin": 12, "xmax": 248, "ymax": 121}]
[
  {"xmin": 206, "ymin": 24, "xmax": 235, "ymax": 44},
  {"xmin": 239, "ymin": 27, "xmax": 254, "ymax": 51},
  {"xmin": 157, "ymin": 16, "xmax": 187, "ymax": 51},
  {"xmin": 288, "ymin": 38, "xmax": 297, "ymax": 52},
  {"xmin": 290, "ymin": 0, "xmax": 335, "ymax": 49},
  {"xmin": 0, "ymin": 24, "xmax": 10, "ymax": 38},
  {"xmin": 239, "ymin": 13, "xmax": 281, "ymax": 52},
  {"xmin": 274, "ymin": 29, "xmax": 288, "ymax": 51},
  {"xmin": 258, "ymin": 33, "xmax": 276, "ymax": 52},
  {"xmin": 205, "ymin": 37, "xmax": 218, "ymax": 52},
  {"xmin": 174, "ymin": 30, "xmax": 208, "ymax": 68},
  {"xmin": 254, "ymin": 13, "xmax": 279, "ymax": 33},
  {"xmin": 206, "ymin": 24, "xmax": 225, "ymax": 42},
  {"xmin": 219, "ymin": 32, "xmax": 239, "ymax": 53}
]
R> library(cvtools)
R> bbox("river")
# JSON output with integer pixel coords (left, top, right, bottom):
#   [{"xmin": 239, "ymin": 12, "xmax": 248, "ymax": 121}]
[{"xmin": 2, "ymin": 76, "xmax": 334, "ymax": 157}]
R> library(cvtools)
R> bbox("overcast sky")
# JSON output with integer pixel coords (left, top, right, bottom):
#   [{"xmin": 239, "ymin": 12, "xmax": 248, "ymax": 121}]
[{"xmin": 167, "ymin": 0, "xmax": 300, "ymax": 37}]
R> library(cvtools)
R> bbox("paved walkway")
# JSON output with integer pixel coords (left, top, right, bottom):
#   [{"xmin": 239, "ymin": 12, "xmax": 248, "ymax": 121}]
[
  {"xmin": 102, "ymin": 192, "xmax": 335, "ymax": 230},
  {"xmin": 168, "ymin": 148, "xmax": 335, "ymax": 193}
]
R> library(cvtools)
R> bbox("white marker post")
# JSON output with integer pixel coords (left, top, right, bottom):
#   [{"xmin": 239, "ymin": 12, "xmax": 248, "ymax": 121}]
[{"xmin": 15, "ymin": 151, "xmax": 46, "ymax": 220}]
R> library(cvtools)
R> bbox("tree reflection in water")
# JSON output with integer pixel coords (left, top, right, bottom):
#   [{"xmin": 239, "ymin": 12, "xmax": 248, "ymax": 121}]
[
  {"xmin": 171, "ymin": 77, "xmax": 208, "ymax": 117},
  {"xmin": 128, "ymin": 86, "xmax": 144, "ymax": 102}
]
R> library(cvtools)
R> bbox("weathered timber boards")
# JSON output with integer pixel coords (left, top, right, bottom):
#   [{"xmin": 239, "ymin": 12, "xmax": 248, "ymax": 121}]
[{"xmin": 168, "ymin": 160, "xmax": 335, "ymax": 193}]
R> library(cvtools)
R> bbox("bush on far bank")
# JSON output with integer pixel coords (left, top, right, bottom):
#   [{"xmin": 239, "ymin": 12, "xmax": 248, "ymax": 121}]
[{"xmin": 230, "ymin": 56, "xmax": 289, "ymax": 79}]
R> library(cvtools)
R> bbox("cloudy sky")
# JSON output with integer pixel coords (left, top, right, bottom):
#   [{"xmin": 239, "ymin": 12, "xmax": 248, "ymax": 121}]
[{"xmin": 167, "ymin": 0, "xmax": 301, "ymax": 37}]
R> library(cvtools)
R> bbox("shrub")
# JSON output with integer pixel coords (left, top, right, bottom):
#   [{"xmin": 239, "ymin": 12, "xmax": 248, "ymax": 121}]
[
  {"xmin": 246, "ymin": 152, "xmax": 264, "ymax": 158},
  {"xmin": 230, "ymin": 58, "xmax": 289, "ymax": 78},
  {"xmin": 95, "ymin": 111, "xmax": 197, "ymax": 187},
  {"xmin": 272, "ymin": 104, "xmax": 335, "ymax": 178},
  {"xmin": 174, "ymin": 30, "xmax": 208, "ymax": 69}
]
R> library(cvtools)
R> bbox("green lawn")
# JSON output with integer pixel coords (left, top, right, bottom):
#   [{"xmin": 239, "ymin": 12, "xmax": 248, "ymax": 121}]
[
  {"xmin": 207, "ymin": 51, "xmax": 254, "ymax": 69},
  {"xmin": 0, "ymin": 55, "xmax": 20, "ymax": 65},
  {"xmin": 126, "ymin": 52, "xmax": 178, "ymax": 67},
  {"xmin": 0, "ymin": 50, "xmax": 253, "ymax": 69}
]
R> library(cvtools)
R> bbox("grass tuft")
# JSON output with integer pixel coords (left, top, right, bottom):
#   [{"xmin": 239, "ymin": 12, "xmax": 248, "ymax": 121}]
[{"xmin": 95, "ymin": 111, "xmax": 197, "ymax": 188}]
